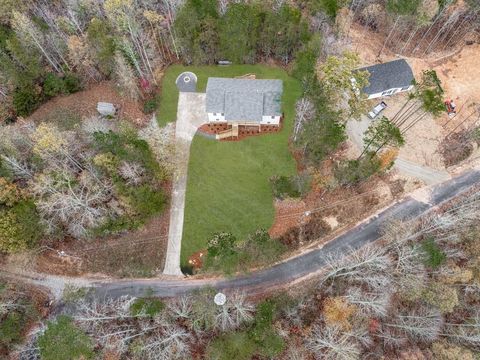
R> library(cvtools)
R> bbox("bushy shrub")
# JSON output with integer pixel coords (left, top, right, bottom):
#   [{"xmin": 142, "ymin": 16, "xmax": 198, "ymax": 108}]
[
  {"xmin": 38, "ymin": 315, "xmax": 94, "ymax": 360},
  {"xmin": 207, "ymin": 232, "xmax": 237, "ymax": 258},
  {"xmin": 86, "ymin": 18, "xmax": 116, "ymax": 76},
  {"xmin": 92, "ymin": 128, "xmax": 167, "ymax": 234},
  {"xmin": 204, "ymin": 230, "xmax": 285, "ymax": 274},
  {"xmin": 43, "ymin": 73, "xmax": 81, "ymax": 98},
  {"xmin": 130, "ymin": 297, "xmax": 165, "ymax": 317},
  {"xmin": 63, "ymin": 73, "xmax": 82, "ymax": 93},
  {"xmin": 242, "ymin": 230, "xmax": 286, "ymax": 269},
  {"xmin": 270, "ymin": 173, "xmax": 311, "ymax": 200},
  {"xmin": 12, "ymin": 86, "xmax": 41, "ymax": 116},
  {"xmin": 43, "ymin": 73, "xmax": 66, "ymax": 98},
  {"xmin": 422, "ymin": 283, "xmax": 459, "ymax": 313},
  {"xmin": 421, "ymin": 237, "xmax": 446, "ymax": 268},
  {"xmin": 299, "ymin": 114, "xmax": 346, "ymax": 165},
  {"xmin": 270, "ymin": 175, "xmax": 300, "ymax": 199},
  {"xmin": 143, "ymin": 96, "xmax": 159, "ymax": 114},
  {"xmin": 319, "ymin": 0, "xmax": 343, "ymax": 19},
  {"xmin": 0, "ymin": 200, "xmax": 42, "ymax": 253},
  {"xmin": 279, "ymin": 215, "xmax": 331, "ymax": 248},
  {"xmin": 126, "ymin": 185, "xmax": 165, "ymax": 218},
  {"xmin": 207, "ymin": 331, "xmax": 257, "ymax": 360},
  {"xmin": 431, "ymin": 341, "xmax": 474, "ymax": 360},
  {"xmin": 334, "ymin": 155, "xmax": 382, "ymax": 186},
  {"xmin": 0, "ymin": 312, "xmax": 27, "ymax": 349},
  {"xmin": 387, "ymin": 0, "xmax": 422, "ymax": 15},
  {"xmin": 292, "ymin": 45, "xmax": 319, "ymax": 82},
  {"xmin": 249, "ymin": 300, "xmax": 285, "ymax": 358}
]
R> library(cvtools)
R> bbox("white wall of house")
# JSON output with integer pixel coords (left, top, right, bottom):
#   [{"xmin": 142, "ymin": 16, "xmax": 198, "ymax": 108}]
[
  {"xmin": 207, "ymin": 112, "xmax": 226, "ymax": 122},
  {"xmin": 207, "ymin": 113, "xmax": 281, "ymax": 125},
  {"xmin": 260, "ymin": 115, "xmax": 281, "ymax": 125},
  {"xmin": 367, "ymin": 85, "xmax": 414, "ymax": 100}
]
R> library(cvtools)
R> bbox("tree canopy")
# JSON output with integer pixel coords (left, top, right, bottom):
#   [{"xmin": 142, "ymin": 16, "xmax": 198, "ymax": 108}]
[
  {"xmin": 38, "ymin": 315, "xmax": 94, "ymax": 360},
  {"xmin": 317, "ymin": 51, "xmax": 370, "ymax": 120}
]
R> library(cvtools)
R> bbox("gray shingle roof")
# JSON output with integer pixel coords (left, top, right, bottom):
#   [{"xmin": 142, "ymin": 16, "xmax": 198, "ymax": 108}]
[
  {"xmin": 358, "ymin": 59, "xmax": 415, "ymax": 95},
  {"xmin": 206, "ymin": 78, "xmax": 283, "ymax": 122}
]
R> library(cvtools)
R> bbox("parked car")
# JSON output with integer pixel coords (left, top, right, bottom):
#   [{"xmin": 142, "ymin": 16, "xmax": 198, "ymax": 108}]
[{"xmin": 368, "ymin": 101, "xmax": 387, "ymax": 119}]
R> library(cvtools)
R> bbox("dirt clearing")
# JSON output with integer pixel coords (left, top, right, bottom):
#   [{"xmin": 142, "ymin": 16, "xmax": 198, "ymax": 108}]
[
  {"xmin": 349, "ymin": 22, "xmax": 480, "ymax": 172},
  {"xmin": 27, "ymin": 81, "xmax": 149, "ymax": 126},
  {"xmin": 269, "ymin": 173, "xmax": 396, "ymax": 245},
  {"xmin": 409, "ymin": 44, "xmax": 480, "ymax": 106},
  {"xmin": 32, "ymin": 188, "xmax": 171, "ymax": 279}
]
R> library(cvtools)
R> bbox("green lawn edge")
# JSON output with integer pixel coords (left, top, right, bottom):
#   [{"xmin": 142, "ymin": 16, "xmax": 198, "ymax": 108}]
[{"xmin": 157, "ymin": 65, "xmax": 302, "ymax": 267}]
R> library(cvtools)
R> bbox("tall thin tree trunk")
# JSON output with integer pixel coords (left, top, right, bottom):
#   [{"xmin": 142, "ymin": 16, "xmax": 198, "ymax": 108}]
[
  {"xmin": 441, "ymin": 11, "xmax": 478, "ymax": 51},
  {"xmin": 378, "ymin": 16, "xmax": 399, "ymax": 57},
  {"xmin": 423, "ymin": 12, "xmax": 460, "ymax": 56},
  {"xmin": 412, "ymin": 5, "xmax": 450, "ymax": 54},
  {"xmin": 401, "ymin": 25, "xmax": 420, "ymax": 55}
]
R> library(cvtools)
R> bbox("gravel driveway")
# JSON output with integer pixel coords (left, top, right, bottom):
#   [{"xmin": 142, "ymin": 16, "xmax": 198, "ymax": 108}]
[{"xmin": 346, "ymin": 115, "xmax": 450, "ymax": 185}]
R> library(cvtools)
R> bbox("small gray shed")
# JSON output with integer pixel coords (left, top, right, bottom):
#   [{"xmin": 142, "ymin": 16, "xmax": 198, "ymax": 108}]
[{"xmin": 97, "ymin": 102, "xmax": 116, "ymax": 116}]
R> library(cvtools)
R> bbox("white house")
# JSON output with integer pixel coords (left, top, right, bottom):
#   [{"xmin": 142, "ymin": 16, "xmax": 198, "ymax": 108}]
[
  {"xmin": 358, "ymin": 59, "xmax": 415, "ymax": 100},
  {"xmin": 205, "ymin": 78, "xmax": 283, "ymax": 126}
]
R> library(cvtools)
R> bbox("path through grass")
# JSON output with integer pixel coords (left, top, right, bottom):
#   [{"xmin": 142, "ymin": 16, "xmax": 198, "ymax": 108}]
[{"xmin": 157, "ymin": 65, "xmax": 301, "ymax": 267}]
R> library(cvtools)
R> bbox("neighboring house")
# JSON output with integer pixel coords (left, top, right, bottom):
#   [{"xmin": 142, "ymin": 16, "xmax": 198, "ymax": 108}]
[
  {"xmin": 358, "ymin": 59, "xmax": 415, "ymax": 100},
  {"xmin": 206, "ymin": 77, "xmax": 283, "ymax": 126}
]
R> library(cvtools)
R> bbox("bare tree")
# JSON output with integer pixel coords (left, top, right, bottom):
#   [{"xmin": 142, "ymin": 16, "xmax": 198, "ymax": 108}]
[
  {"xmin": 114, "ymin": 51, "xmax": 142, "ymax": 101},
  {"xmin": 31, "ymin": 170, "xmax": 114, "ymax": 238},
  {"xmin": 344, "ymin": 287, "xmax": 391, "ymax": 318},
  {"xmin": 384, "ymin": 305, "xmax": 443, "ymax": 343},
  {"xmin": 214, "ymin": 291, "xmax": 255, "ymax": 332},
  {"xmin": 306, "ymin": 324, "xmax": 362, "ymax": 360},
  {"xmin": 119, "ymin": 161, "xmax": 146, "ymax": 186},
  {"xmin": 11, "ymin": 11, "xmax": 63, "ymax": 72},
  {"xmin": 137, "ymin": 325, "xmax": 190, "ymax": 360},
  {"xmin": 293, "ymin": 98, "xmax": 315, "ymax": 142},
  {"xmin": 139, "ymin": 118, "xmax": 176, "ymax": 176},
  {"xmin": 445, "ymin": 312, "xmax": 480, "ymax": 350},
  {"xmin": 322, "ymin": 245, "xmax": 392, "ymax": 288},
  {"xmin": 167, "ymin": 295, "xmax": 193, "ymax": 321}
]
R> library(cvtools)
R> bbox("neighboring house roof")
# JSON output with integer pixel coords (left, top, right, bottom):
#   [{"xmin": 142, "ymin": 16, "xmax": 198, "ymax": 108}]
[
  {"xmin": 358, "ymin": 59, "xmax": 415, "ymax": 95},
  {"xmin": 206, "ymin": 78, "xmax": 283, "ymax": 122}
]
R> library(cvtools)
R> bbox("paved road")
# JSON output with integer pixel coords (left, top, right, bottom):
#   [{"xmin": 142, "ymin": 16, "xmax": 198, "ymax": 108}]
[
  {"xmin": 2, "ymin": 170, "xmax": 478, "ymax": 300},
  {"xmin": 93, "ymin": 169, "xmax": 480, "ymax": 299},
  {"xmin": 162, "ymin": 92, "xmax": 207, "ymax": 275},
  {"xmin": 346, "ymin": 117, "xmax": 449, "ymax": 185}
]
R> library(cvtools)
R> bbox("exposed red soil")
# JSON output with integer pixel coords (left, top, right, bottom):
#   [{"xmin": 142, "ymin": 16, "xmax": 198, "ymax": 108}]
[
  {"xmin": 269, "ymin": 199, "xmax": 307, "ymax": 239},
  {"xmin": 187, "ymin": 249, "xmax": 207, "ymax": 271},
  {"xmin": 269, "ymin": 172, "xmax": 394, "ymax": 243},
  {"xmin": 27, "ymin": 81, "xmax": 150, "ymax": 127}
]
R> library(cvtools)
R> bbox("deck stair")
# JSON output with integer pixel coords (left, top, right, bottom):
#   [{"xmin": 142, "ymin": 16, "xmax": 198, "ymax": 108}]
[{"xmin": 216, "ymin": 124, "xmax": 239, "ymax": 140}]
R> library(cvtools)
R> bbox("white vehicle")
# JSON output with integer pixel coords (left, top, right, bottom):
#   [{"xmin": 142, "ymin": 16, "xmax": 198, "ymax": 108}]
[{"xmin": 368, "ymin": 101, "xmax": 387, "ymax": 119}]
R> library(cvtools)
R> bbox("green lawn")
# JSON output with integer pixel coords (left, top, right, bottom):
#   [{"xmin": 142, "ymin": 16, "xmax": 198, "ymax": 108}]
[{"xmin": 157, "ymin": 65, "xmax": 301, "ymax": 267}]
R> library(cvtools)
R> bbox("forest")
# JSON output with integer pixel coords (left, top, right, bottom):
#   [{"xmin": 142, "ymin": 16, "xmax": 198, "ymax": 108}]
[
  {"xmin": 1, "ymin": 0, "xmax": 480, "ymax": 358},
  {"xmin": 8, "ymin": 186, "xmax": 480, "ymax": 359}
]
